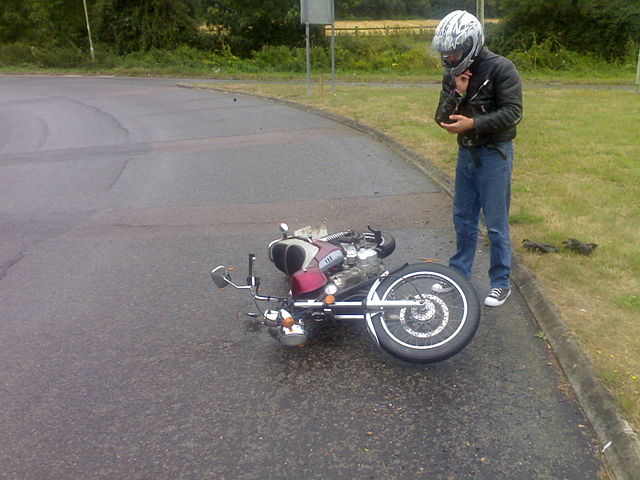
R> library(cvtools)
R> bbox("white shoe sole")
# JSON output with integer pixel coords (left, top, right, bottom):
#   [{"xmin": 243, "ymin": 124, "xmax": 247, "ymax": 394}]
[{"xmin": 484, "ymin": 289, "xmax": 511, "ymax": 307}]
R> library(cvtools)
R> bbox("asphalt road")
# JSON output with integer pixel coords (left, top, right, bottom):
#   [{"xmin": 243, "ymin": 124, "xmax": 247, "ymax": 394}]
[{"xmin": 0, "ymin": 75, "xmax": 605, "ymax": 479}]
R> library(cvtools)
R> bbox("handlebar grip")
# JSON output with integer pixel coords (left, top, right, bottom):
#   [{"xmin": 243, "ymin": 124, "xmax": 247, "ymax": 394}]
[
  {"xmin": 247, "ymin": 254, "xmax": 256, "ymax": 287},
  {"xmin": 248, "ymin": 254, "xmax": 255, "ymax": 276}
]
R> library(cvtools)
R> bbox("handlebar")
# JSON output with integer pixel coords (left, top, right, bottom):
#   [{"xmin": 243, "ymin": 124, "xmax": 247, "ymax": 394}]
[{"xmin": 247, "ymin": 254, "xmax": 260, "ymax": 290}]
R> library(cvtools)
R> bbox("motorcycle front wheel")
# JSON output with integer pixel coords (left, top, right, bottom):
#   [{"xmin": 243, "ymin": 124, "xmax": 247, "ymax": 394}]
[{"xmin": 368, "ymin": 263, "xmax": 480, "ymax": 363}]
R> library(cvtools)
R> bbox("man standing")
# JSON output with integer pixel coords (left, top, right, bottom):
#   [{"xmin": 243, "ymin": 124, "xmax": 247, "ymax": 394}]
[{"xmin": 432, "ymin": 10, "xmax": 523, "ymax": 307}]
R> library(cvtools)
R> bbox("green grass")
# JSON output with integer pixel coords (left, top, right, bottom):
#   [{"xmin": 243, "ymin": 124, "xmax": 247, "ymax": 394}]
[
  {"xmin": 509, "ymin": 212, "xmax": 545, "ymax": 225},
  {"xmin": 208, "ymin": 81, "xmax": 640, "ymax": 431}
]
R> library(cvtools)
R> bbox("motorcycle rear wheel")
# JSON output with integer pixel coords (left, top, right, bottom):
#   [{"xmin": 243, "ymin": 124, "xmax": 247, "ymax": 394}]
[{"xmin": 369, "ymin": 263, "xmax": 480, "ymax": 363}]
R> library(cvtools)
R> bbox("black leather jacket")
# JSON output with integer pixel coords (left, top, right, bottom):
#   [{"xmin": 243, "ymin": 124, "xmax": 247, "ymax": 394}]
[{"xmin": 435, "ymin": 47, "xmax": 523, "ymax": 147}]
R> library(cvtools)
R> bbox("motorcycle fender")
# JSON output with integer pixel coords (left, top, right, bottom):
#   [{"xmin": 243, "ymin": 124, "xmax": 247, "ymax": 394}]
[
  {"xmin": 364, "ymin": 274, "xmax": 387, "ymax": 347},
  {"xmin": 364, "ymin": 264, "xmax": 409, "ymax": 348}
]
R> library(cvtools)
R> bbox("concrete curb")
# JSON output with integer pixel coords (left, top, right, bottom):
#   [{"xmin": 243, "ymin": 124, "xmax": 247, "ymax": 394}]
[
  {"xmin": 180, "ymin": 83, "xmax": 640, "ymax": 480},
  {"xmin": 512, "ymin": 257, "xmax": 640, "ymax": 480}
]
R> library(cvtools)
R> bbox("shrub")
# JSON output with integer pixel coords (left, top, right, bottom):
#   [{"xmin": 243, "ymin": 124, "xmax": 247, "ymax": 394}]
[
  {"xmin": 0, "ymin": 42, "xmax": 92, "ymax": 68},
  {"xmin": 334, "ymin": 34, "xmax": 436, "ymax": 73},
  {"xmin": 32, "ymin": 45, "xmax": 90, "ymax": 68},
  {"xmin": 0, "ymin": 42, "xmax": 32, "ymax": 66},
  {"xmin": 507, "ymin": 36, "xmax": 576, "ymax": 71},
  {"xmin": 252, "ymin": 45, "xmax": 300, "ymax": 71},
  {"xmin": 496, "ymin": 0, "xmax": 640, "ymax": 62}
]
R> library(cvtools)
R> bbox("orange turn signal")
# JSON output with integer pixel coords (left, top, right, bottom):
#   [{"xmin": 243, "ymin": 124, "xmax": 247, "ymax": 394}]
[
  {"xmin": 324, "ymin": 295, "xmax": 336, "ymax": 305},
  {"xmin": 281, "ymin": 316, "xmax": 295, "ymax": 329}
]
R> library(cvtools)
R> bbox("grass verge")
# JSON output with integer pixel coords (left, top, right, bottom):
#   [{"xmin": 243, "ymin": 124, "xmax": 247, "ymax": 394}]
[{"xmin": 204, "ymin": 81, "xmax": 640, "ymax": 431}]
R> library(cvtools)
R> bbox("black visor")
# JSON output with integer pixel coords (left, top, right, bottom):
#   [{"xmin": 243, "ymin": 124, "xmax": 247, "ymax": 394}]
[{"xmin": 442, "ymin": 37, "xmax": 474, "ymax": 69}]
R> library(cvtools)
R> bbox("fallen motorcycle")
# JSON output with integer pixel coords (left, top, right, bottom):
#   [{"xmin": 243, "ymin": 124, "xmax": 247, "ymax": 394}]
[{"xmin": 210, "ymin": 224, "xmax": 480, "ymax": 363}]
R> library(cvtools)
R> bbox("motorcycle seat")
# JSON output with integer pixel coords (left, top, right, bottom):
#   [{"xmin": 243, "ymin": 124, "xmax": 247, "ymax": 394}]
[{"xmin": 269, "ymin": 238, "xmax": 319, "ymax": 276}]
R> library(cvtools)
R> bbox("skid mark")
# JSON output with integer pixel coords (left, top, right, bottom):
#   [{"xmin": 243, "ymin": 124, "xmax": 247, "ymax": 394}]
[{"xmin": 68, "ymin": 192, "xmax": 451, "ymax": 239}]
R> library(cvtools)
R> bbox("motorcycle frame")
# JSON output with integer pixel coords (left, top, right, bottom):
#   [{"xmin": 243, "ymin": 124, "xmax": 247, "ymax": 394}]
[{"xmin": 211, "ymin": 261, "xmax": 426, "ymax": 347}]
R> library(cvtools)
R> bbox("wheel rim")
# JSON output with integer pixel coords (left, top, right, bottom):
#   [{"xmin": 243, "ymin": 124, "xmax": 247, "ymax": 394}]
[
  {"xmin": 378, "ymin": 272, "xmax": 468, "ymax": 349},
  {"xmin": 398, "ymin": 294, "xmax": 448, "ymax": 338}
]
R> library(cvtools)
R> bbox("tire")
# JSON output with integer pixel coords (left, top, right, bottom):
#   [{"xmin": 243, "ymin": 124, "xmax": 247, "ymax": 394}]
[
  {"xmin": 361, "ymin": 231, "xmax": 396, "ymax": 258},
  {"xmin": 368, "ymin": 263, "xmax": 480, "ymax": 363}
]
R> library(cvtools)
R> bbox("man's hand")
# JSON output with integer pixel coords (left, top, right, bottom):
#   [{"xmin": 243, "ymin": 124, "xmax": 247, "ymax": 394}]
[
  {"xmin": 439, "ymin": 69, "xmax": 475, "ymax": 133},
  {"xmin": 440, "ymin": 114, "xmax": 475, "ymax": 134},
  {"xmin": 454, "ymin": 69, "xmax": 472, "ymax": 95}
]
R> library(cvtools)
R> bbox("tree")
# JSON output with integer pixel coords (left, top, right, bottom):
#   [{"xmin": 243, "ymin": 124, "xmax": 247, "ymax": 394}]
[
  {"xmin": 93, "ymin": 0, "xmax": 200, "ymax": 53},
  {"xmin": 204, "ymin": 0, "xmax": 305, "ymax": 57},
  {"xmin": 0, "ymin": 0, "xmax": 202, "ymax": 53},
  {"xmin": 496, "ymin": 0, "xmax": 640, "ymax": 61},
  {"xmin": 0, "ymin": 0, "xmax": 88, "ymax": 45},
  {"xmin": 0, "ymin": 0, "xmax": 32, "ymax": 43}
]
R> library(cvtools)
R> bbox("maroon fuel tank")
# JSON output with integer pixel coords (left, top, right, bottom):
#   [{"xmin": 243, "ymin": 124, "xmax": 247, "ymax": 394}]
[{"xmin": 269, "ymin": 238, "xmax": 344, "ymax": 297}]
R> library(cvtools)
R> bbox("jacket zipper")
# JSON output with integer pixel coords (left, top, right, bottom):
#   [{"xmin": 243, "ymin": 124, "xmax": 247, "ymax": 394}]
[
  {"xmin": 470, "ymin": 78, "xmax": 490, "ymax": 143},
  {"xmin": 469, "ymin": 78, "xmax": 490, "ymax": 103}
]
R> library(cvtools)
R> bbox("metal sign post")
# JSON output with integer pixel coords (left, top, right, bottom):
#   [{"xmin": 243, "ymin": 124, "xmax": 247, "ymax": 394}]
[
  {"xmin": 300, "ymin": 0, "xmax": 335, "ymax": 95},
  {"xmin": 305, "ymin": 21, "xmax": 311, "ymax": 95},
  {"xmin": 636, "ymin": 46, "xmax": 640, "ymax": 94},
  {"xmin": 82, "ymin": 0, "xmax": 95, "ymax": 61},
  {"xmin": 476, "ymin": 0, "xmax": 485, "ymax": 28},
  {"xmin": 330, "ymin": 0, "xmax": 335, "ymax": 91}
]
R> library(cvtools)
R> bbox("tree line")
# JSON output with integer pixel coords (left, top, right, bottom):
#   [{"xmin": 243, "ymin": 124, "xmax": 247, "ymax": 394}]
[{"xmin": 0, "ymin": 0, "xmax": 638, "ymax": 62}]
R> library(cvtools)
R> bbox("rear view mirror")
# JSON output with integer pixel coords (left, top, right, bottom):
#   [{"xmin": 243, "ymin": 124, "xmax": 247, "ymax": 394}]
[{"xmin": 211, "ymin": 266, "xmax": 231, "ymax": 289}]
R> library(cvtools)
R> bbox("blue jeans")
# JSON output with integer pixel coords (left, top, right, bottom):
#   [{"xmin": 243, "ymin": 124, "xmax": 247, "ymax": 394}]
[{"xmin": 449, "ymin": 142, "xmax": 513, "ymax": 289}]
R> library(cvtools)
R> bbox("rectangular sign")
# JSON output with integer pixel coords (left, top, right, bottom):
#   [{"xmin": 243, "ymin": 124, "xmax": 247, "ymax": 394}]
[{"xmin": 300, "ymin": 0, "xmax": 333, "ymax": 25}]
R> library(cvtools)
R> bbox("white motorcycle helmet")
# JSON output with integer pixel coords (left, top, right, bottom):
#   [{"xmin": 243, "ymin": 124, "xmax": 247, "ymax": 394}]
[{"xmin": 431, "ymin": 10, "xmax": 484, "ymax": 76}]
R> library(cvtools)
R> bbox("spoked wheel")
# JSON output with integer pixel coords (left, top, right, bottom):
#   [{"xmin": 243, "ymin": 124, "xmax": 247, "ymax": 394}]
[{"xmin": 368, "ymin": 263, "xmax": 480, "ymax": 363}]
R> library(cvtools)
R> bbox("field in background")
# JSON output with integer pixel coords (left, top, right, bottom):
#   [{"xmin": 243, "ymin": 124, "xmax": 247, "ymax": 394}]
[
  {"xmin": 327, "ymin": 19, "xmax": 499, "ymax": 35},
  {"xmin": 327, "ymin": 19, "xmax": 438, "ymax": 35}
]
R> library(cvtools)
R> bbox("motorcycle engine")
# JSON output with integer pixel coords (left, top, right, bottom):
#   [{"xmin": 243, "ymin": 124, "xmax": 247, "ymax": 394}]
[{"xmin": 328, "ymin": 244, "xmax": 384, "ymax": 291}]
